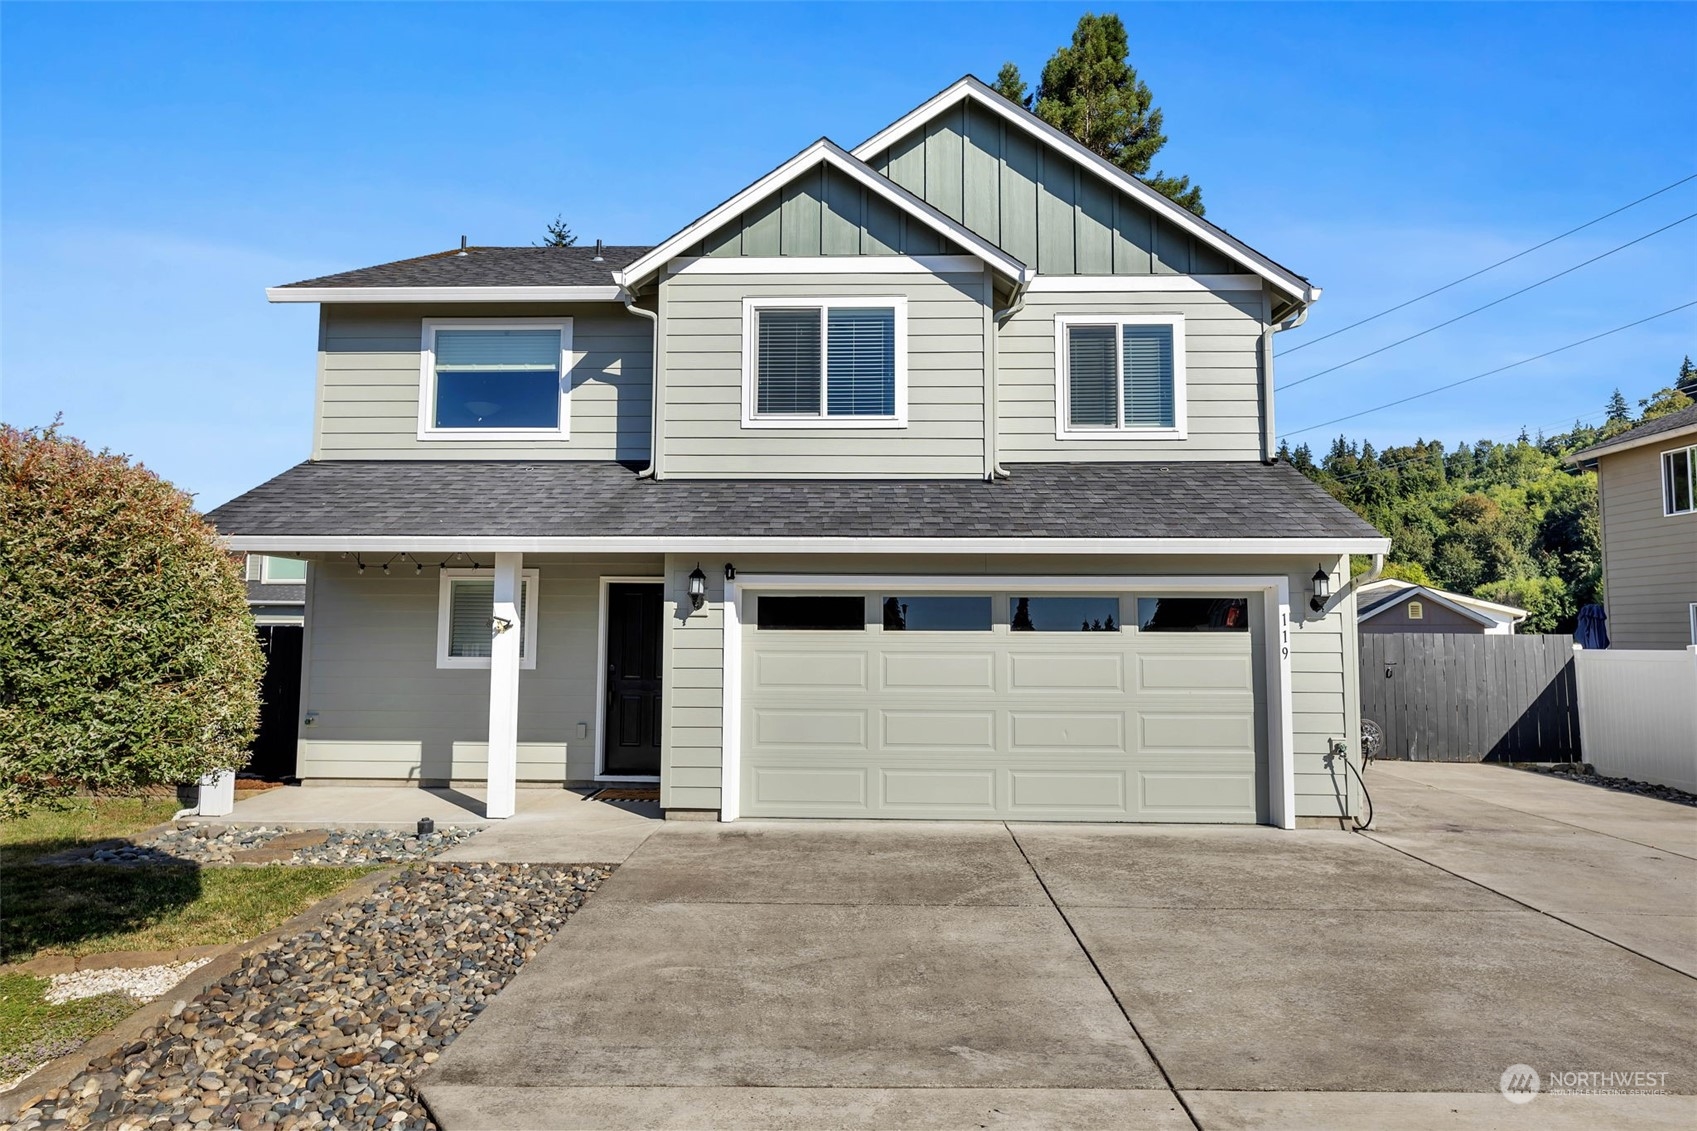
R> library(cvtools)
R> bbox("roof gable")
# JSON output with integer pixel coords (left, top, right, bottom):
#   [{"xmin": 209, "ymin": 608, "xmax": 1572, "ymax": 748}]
[
  {"xmin": 853, "ymin": 76, "xmax": 1315, "ymax": 303},
  {"xmin": 616, "ymin": 139, "xmax": 1031, "ymax": 289},
  {"xmin": 1357, "ymin": 583, "xmax": 1523, "ymax": 626}
]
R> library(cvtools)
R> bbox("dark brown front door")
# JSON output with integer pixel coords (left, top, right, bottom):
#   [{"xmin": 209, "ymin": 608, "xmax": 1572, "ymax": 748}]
[{"xmin": 604, "ymin": 583, "xmax": 663, "ymax": 777}]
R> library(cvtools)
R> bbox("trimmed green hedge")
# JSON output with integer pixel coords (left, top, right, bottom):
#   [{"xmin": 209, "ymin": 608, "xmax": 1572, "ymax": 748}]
[{"xmin": 0, "ymin": 423, "xmax": 262, "ymax": 816}]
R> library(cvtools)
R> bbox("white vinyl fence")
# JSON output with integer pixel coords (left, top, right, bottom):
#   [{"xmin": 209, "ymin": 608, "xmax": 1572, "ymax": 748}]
[{"xmin": 1572, "ymin": 646, "xmax": 1697, "ymax": 793}]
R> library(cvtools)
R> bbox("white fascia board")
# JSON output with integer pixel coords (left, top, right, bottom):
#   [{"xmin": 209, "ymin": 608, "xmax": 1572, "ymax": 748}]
[
  {"xmin": 665, "ymin": 255, "xmax": 985, "ymax": 277},
  {"xmin": 267, "ymin": 286, "xmax": 624, "ymax": 304},
  {"xmin": 222, "ymin": 534, "xmax": 1391, "ymax": 555},
  {"xmin": 1565, "ymin": 423, "xmax": 1697, "ymax": 464},
  {"xmin": 614, "ymin": 139, "xmax": 1030, "ymax": 290},
  {"xmin": 1026, "ymin": 274, "xmax": 1264, "ymax": 293},
  {"xmin": 853, "ymin": 77, "xmax": 1317, "ymax": 306}
]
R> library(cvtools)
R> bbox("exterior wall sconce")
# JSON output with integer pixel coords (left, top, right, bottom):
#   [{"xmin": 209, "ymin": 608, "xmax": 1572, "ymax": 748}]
[
  {"xmin": 724, "ymin": 562, "xmax": 736, "ymax": 581},
  {"xmin": 687, "ymin": 564, "xmax": 708, "ymax": 611},
  {"xmin": 1309, "ymin": 566, "xmax": 1332, "ymax": 612}
]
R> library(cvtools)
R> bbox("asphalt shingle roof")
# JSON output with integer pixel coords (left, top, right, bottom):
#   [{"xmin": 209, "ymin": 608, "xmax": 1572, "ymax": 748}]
[
  {"xmin": 207, "ymin": 461, "xmax": 1381, "ymax": 542},
  {"xmin": 1568, "ymin": 403, "xmax": 1697, "ymax": 461},
  {"xmin": 277, "ymin": 245, "xmax": 653, "ymax": 290}
]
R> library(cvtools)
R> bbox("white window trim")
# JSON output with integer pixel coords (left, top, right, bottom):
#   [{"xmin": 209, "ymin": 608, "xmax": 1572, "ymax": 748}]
[
  {"xmin": 258, "ymin": 556, "xmax": 308, "ymax": 585},
  {"xmin": 1661, "ymin": 443, "xmax": 1696, "ymax": 517},
  {"xmin": 436, "ymin": 568, "xmax": 540, "ymax": 670},
  {"xmin": 740, "ymin": 296, "xmax": 908, "ymax": 429},
  {"xmin": 1053, "ymin": 313, "xmax": 1187, "ymax": 441},
  {"xmin": 417, "ymin": 318, "xmax": 572, "ymax": 442},
  {"xmin": 1690, "ymin": 602, "xmax": 1697, "ymax": 645}
]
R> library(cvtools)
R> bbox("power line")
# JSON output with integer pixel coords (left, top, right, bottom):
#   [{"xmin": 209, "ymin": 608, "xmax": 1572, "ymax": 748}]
[
  {"xmin": 1280, "ymin": 300, "xmax": 1697, "ymax": 438},
  {"xmin": 1283, "ymin": 174, "xmax": 1697, "ymax": 356},
  {"xmin": 1277, "ymin": 212, "xmax": 1697, "ymax": 391}
]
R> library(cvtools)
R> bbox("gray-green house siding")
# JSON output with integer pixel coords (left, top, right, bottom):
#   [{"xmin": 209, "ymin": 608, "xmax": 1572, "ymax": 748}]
[
  {"xmin": 313, "ymin": 302, "xmax": 653, "ymax": 462},
  {"xmin": 866, "ymin": 100, "xmax": 1236, "ymax": 276}
]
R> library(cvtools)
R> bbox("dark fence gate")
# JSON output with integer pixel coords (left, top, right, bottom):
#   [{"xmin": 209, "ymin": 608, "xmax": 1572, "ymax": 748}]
[
  {"xmin": 248, "ymin": 624, "xmax": 303, "ymax": 779},
  {"xmin": 1359, "ymin": 633, "xmax": 1581, "ymax": 762}
]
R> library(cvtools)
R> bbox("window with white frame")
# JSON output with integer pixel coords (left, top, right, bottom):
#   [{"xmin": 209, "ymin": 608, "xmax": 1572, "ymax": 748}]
[
  {"xmin": 1690, "ymin": 602, "xmax": 1697, "ymax": 645},
  {"xmin": 259, "ymin": 556, "xmax": 307, "ymax": 583},
  {"xmin": 741, "ymin": 298, "xmax": 907, "ymax": 427},
  {"xmin": 1054, "ymin": 314, "xmax": 1185, "ymax": 439},
  {"xmin": 1663, "ymin": 444, "xmax": 1696, "ymax": 515},
  {"xmin": 419, "ymin": 320, "xmax": 571, "ymax": 439},
  {"xmin": 436, "ymin": 568, "xmax": 539, "ymax": 669}
]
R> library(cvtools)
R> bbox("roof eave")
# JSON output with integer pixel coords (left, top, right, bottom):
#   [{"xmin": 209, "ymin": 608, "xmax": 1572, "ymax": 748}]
[
  {"xmin": 1565, "ymin": 420, "xmax": 1697, "ymax": 464},
  {"xmin": 219, "ymin": 534, "xmax": 1392, "ymax": 555},
  {"xmin": 267, "ymin": 285, "xmax": 625, "ymax": 304},
  {"xmin": 852, "ymin": 76, "xmax": 1316, "ymax": 304}
]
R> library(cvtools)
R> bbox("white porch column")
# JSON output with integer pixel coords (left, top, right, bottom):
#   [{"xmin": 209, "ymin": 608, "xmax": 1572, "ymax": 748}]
[{"xmin": 485, "ymin": 551, "xmax": 522, "ymax": 819}]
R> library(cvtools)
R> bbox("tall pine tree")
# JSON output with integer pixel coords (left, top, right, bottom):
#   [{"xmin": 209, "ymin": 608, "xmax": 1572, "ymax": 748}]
[{"xmin": 990, "ymin": 14, "xmax": 1204, "ymax": 214}]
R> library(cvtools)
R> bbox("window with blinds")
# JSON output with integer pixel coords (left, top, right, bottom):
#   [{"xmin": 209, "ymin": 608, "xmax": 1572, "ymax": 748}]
[
  {"xmin": 749, "ymin": 301, "xmax": 901, "ymax": 422},
  {"xmin": 1060, "ymin": 316, "xmax": 1182, "ymax": 435},
  {"xmin": 430, "ymin": 326, "xmax": 563, "ymax": 430},
  {"xmin": 446, "ymin": 578, "xmax": 529, "ymax": 660}
]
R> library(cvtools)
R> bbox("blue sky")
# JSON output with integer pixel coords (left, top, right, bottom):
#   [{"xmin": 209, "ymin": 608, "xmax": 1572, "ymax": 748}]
[{"xmin": 3, "ymin": 2, "xmax": 1694, "ymax": 506}]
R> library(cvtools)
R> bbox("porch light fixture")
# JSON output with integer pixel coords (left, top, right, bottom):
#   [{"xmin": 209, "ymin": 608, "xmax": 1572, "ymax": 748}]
[
  {"xmin": 687, "ymin": 564, "xmax": 708, "ymax": 611},
  {"xmin": 724, "ymin": 562, "xmax": 736, "ymax": 581},
  {"xmin": 1309, "ymin": 565, "xmax": 1332, "ymax": 612}
]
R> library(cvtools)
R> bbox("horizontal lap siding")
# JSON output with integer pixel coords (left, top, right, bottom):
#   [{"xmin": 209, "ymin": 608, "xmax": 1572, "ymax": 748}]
[
  {"xmin": 997, "ymin": 288, "xmax": 1266, "ymax": 462},
  {"xmin": 1598, "ymin": 443, "xmax": 1697, "ymax": 649},
  {"xmin": 659, "ymin": 271, "xmax": 987, "ymax": 478},
  {"xmin": 315, "ymin": 303, "xmax": 652, "ymax": 462},
  {"xmin": 299, "ymin": 555, "xmax": 663, "ymax": 783},
  {"xmin": 662, "ymin": 554, "xmax": 724, "ymax": 811}
]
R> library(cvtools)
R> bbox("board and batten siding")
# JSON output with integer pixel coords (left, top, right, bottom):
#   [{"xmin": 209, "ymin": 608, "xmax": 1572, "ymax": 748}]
[
  {"xmin": 658, "ymin": 270, "xmax": 989, "ymax": 478},
  {"xmin": 682, "ymin": 164, "xmax": 970, "ymax": 258},
  {"xmin": 867, "ymin": 99, "xmax": 1236, "ymax": 276},
  {"xmin": 1597, "ymin": 440, "xmax": 1697, "ymax": 649},
  {"xmin": 998, "ymin": 286, "xmax": 1269, "ymax": 462},
  {"xmin": 658, "ymin": 552, "xmax": 1360, "ymax": 821},
  {"xmin": 313, "ymin": 302, "xmax": 653, "ymax": 462},
  {"xmin": 296, "ymin": 554, "xmax": 663, "ymax": 783}
]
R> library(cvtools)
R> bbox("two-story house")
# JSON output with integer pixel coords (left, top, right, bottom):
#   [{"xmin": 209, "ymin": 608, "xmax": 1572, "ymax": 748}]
[
  {"xmin": 209, "ymin": 77, "xmax": 1387, "ymax": 828},
  {"xmin": 1568, "ymin": 403, "xmax": 1697, "ymax": 648}
]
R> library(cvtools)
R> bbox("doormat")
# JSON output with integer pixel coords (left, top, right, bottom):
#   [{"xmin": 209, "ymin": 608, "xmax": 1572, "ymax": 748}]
[{"xmin": 590, "ymin": 787, "xmax": 660, "ymax": 803}]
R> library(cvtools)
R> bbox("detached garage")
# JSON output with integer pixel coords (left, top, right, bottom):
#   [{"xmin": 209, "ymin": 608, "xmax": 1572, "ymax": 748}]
[{"xmin": 730, "ymin": 579, "xmax": 1277, "ymax": 824}]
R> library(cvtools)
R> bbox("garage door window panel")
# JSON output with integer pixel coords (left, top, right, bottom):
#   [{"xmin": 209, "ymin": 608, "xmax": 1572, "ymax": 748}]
[
  {"xmin": 882, "ymin": 596, "xmax": 993, "ymax": 631},
  {"xmin": 1011, "ymin": 595, "xmax": 1121, "ymax": 632},
  {"xmin": 756, "ymin": 595, "xmax": 866, "ymax": 630},
  {"xmin": 1137, "ymin": 597, "xmax": 1250, "ymax": 632}
]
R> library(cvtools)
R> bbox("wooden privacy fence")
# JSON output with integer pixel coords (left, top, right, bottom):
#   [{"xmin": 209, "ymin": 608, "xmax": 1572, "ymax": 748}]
[{"xmin": 1359, "ymin": 633, "xmax": 1581, "ymax": 762}]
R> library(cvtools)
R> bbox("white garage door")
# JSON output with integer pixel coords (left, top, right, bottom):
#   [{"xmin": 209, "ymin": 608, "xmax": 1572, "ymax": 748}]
[{"xmin": 740, "ymin": 590, "xmax": 1266, "ymax": 822}]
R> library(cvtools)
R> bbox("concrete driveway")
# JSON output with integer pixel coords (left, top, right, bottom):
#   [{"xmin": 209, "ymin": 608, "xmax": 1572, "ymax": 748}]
[{"xmin": 421, "ymin": 764, "xmax": 1697, "ymax": 1129}]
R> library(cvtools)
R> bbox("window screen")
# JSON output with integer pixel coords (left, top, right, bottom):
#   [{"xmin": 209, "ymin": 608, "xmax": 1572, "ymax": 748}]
[
  {"xmin": 826, "ymin": 307, "xmax": 896, "ymax": 416},
  {"xmin": 1010, "ymin": 596, "xmax": 1120, "ymax": 632},
  {"xmin": 1136, "ymin": 597, "xmax": 1248, "ymax": 632},
  {"xmin": 447, "ymin": 579, "xmax": 529, "ymax": 658},
  {"xmin": 433, "ymin": 328, "xmax": 561, "ymax": 429},
  {"xmin": 756, "ymin": 595, "xmax": 865, "ymax": 630},
  {"xmin": 882, "ymin": 596, "xmax": 992, "ymax": 631},
  {"xmin": 755, "ymin": 309, "xmax": 822, "ymax": 415}
]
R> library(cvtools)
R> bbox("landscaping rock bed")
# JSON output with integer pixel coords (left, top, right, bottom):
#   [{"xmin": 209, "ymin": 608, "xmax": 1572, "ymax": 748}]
[
  {"xmin": 46, "ymin": 960, "xmax": 214, "ymax": 1006},
  {"xmin": 6, "ymin": 861, "xmax": 609, "ymax": 1130},
  {"xmin": 1514, "ymin": 762, "xmax": 1697, "ymax": 807},
  {"xmin": 43, "ymin": 826, "xmax": 481, "ymax": 867}
]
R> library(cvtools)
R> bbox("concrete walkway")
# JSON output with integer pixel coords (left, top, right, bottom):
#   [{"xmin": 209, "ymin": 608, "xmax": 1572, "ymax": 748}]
[
  {"xmin": 420, "ymin": 763, "xmax": 1697, "ymax": 1130},
  {"xmin": 206, "ymin": 784, "xmax": 663, "ymax": 864}
]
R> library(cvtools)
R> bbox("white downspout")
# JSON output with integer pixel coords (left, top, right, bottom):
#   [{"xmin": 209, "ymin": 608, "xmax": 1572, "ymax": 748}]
[
  {"xmin": 619, "ymin": 278, "xmax": 661, "ymax": 480},
  {"xmin": 987, "ymin": 270, "xmax": 1034, "ymax": 480}
]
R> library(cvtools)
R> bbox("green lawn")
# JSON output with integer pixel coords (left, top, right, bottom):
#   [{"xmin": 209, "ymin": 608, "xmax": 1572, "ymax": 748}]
[{"xmin": 0, "ymin": 795, "xmax": 181, "ymax": 869}]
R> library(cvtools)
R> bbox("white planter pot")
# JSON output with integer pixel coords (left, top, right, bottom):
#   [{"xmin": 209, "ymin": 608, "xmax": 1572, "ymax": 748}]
[{"xmin": 197, "ymin": 769, "xmax": 236, "ymax": 817}]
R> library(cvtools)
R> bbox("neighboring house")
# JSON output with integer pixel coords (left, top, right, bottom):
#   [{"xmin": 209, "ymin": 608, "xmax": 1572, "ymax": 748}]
[
  {"xmin": 244, "ymin": 553, "xmax": 307, "ymax": 626},
  {"xmin": 1356, "ymin": 579, "xmax": 1527, "ymax": 636},
  {"xmin": 208, "ymin": 77, "xmax": 1388, "ymax": 828},
  {"xmin": 1568, "ymin": 404, "xmax": 1697, "ymax": 649}
]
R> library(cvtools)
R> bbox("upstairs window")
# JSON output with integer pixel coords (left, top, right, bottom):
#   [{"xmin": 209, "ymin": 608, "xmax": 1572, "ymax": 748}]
[
  {"xmin": 421, "ymin": 320, "xmax": 570, "ymax": 439},
  {"xmin": 1055, "ymin": 315, "xmax": 1185, "ymax": 439},
  {"xmin": 1664, "ymin": 444, "xmax": 1696, "ymax": 516},
  {"xmin": 742, "ymin": 298, "xmax": 907, "ymax": 427}
]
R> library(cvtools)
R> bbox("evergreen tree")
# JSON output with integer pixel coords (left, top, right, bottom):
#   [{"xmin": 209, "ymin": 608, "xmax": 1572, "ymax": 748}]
[
  {"xmin": 538, "ymin": 215, "xmax": 578, "ymax": 248},
  {"xmin": 1605, "ymin": 388, "xmax": 1631, "ymax": 423},
  {"xmin": 1676, "ymin": 355, "xmax": 1697, "ymax": 398},
  {"xmin": 999, "ymin": 13, "xmax": 1204, "ymax": 214},
  {"xmin": 992, "ymin": 62, "xmax": 1031, "ymax": 109}
]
